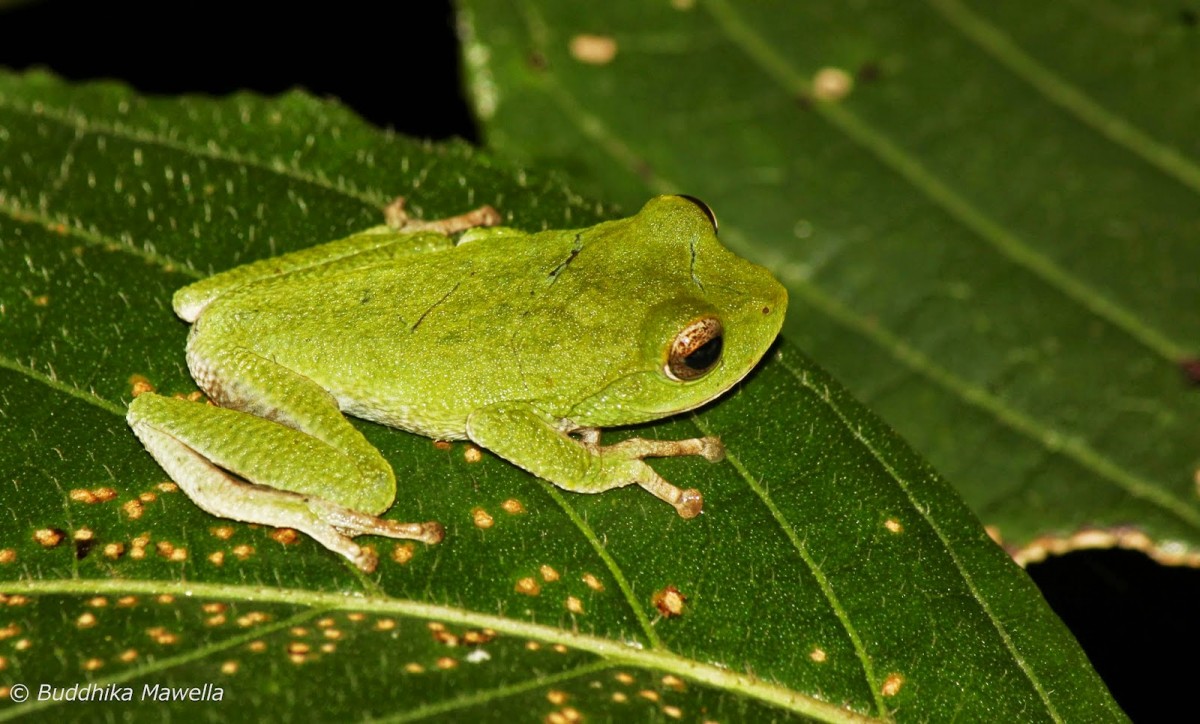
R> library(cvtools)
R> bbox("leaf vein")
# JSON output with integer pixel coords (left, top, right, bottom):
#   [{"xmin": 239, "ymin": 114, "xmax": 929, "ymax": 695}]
[
  {"xmin": 702, "ymin": 0, "xmax": 1188, "ymax": 363},
  {"xmin": 689, "ymin": 419, "xmax": 888, "ymax": 717},
  {"xmin": 0, "ymin": 95, "xmax": 388, "ymax": 210},
  {"xmin": 927, "ymin": 0, "xmax": 1200, "ymax": 196},
  {"xmin": 772, "ymin": 351, "xmax": 1064, "ymax": 722},
  {"xmin": 538, "ymin": 482, "xmax": 663, "ymax": 649}
]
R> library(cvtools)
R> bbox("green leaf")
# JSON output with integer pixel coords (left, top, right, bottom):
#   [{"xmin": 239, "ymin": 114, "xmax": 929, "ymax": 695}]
[
  {"xmin": 0, "ymin": 70, "xmax": 1120, "ymax": 720},
  {"xmin": 457, "ymin": 0, "xmax": 1200, "ymax": 562}
]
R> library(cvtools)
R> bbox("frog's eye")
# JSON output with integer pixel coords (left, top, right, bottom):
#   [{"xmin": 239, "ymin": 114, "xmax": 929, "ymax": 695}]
[
  {"xmin": 666, "ymin": 317, "xmax": 724, "ymax": 381},
  {"xmin": 677, "ymin": 195, "xmax": 718, "ymax": 234}
]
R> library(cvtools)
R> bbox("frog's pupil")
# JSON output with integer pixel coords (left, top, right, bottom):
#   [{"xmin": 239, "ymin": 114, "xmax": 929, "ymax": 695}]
[{"xmin": 685, "ymin": 335, "xmax": 722, "ymax": 371}]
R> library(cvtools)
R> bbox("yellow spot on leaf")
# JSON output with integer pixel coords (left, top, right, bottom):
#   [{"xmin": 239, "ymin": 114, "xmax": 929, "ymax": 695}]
[
  {"xmin": 570, "ymin": 34, "xmax": 618, "ymax": 65},
  {"xmin": 566, "ymin": 596, "xmax": 584, "ymax": 614},
  {"xmin": 70, "ymin": 489, "xmax": 97, "ymax": 504},
  {"xmin": 540, "ymin": 565, "xmax": 560, "ymax": 582},
  {"xmin": 232, "ymin": 544, "xmax": 254, "ymax": 560},
  {"xmin": 546, "ymin": 690, "xmax": 568, "ymax": 705},
  {"xmin": 122, "ymin": 499, "xmax": 144, "ymax": 519},
  {"xmin": 810, "ymin": 647, "xmax": 827, "ymax": 662},
  {"xmin": 0, "ymin": 549, "xmax": 15, "ymax": 564},
  {"xmin": 501, "ymin": 498, "xmax": 525, "ymax": 514},
  {"xmin": 221, "ymin": 661, "xmax": 239, "ymax": 675},
  {"xmin": 882, "ymin": 673, "xmax": 904, "ymax": 697},
  {"xmin": 270, "ymin": 528, "xmax": 300, "ymax": 545},
  {"xmin": 33, "ymin": 528, "xmax": 64, "ymax": 547},
  {"xmin": 812, "ymin": 67, "xmax": 854, "ymax": 101},
  {"xmin": 516, "ymin": 577, "xmax": 541, "ymax": 596},
  {"xmin": 464, "ymin": 445, "xmax": 483, "ymax": 463},
  {"xmin": 652, "ymin": 585, "xmax": 686, "ymax": 617},
  {"xmin": 661, "ymin": 674, "xmax": 685, "ymax": 691},
  {"xmin": 884, "ymin": 518, "xmax": 903, "ymax": 533},
  {"xmin": 391, "ymin": 542, "xmax": 415, "ymax": 564},
  {"xmin": 472, "ymin": 507, "xmax": 494, "ymax": 528},
  {"xmin": 581, "ymin": 573, "xmax": 604, "ymax": 591},
  {"xmin": 129, "ymin": 374, "xmax": 155, "ymax": 397}
]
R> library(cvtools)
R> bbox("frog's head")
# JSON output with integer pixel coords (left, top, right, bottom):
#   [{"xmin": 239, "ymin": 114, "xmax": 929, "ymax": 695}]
[{"xmin": 567, "ymin": 195, "xmax": 787, "ymax": 426}]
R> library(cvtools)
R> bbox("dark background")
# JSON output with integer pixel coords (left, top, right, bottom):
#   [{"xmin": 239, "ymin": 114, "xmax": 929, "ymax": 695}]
[
  {"xmin": 2, "ymin": 0, "xmax": 1192, "ymax": 719},
  {"xmin": 0, "ymin": 0, "xmax": 479, "ymax": 142}
]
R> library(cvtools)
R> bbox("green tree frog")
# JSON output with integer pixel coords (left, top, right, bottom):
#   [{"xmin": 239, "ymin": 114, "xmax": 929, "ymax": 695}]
[{"xmin": 127, "ymin": 195, "xmax": 787, "ymax": 571}]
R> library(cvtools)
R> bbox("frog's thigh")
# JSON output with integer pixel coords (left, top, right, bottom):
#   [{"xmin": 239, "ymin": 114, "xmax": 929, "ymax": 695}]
[
  {"xmin": 187, "ymin": 340, "xmax": 396, "ymax": 513},
  {"xmin": 466, "ymin": 404, "xmax": 704, "ymax": 518}
]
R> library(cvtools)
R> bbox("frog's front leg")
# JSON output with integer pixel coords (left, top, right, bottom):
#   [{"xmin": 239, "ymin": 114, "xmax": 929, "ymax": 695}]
[
  {"xmin": 466, "ymin": 404, "xmax": 715, "ymax": 518},
  {"xmin": 127, "ymin": 340, "xmax": 442, "ymax": 572},
  {"xmin": 570, "ymin": 426, "xmax": 724, "ymax": 464}
]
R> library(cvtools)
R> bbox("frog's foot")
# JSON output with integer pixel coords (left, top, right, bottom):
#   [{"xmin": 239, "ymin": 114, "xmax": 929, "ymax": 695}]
[
  {"xmin": 384, "ymin": 196, "xmax": 502, "ymax": 234},
  {"xmin": 586, "ymin": 433, "xmax": 723, "ymax": 519},
  {"xmin": 307, "ymin": 497, "xmax": 445, "ymax": 545},
  {"xmin": 638, "ymin": 473, "xmax": 705, "ymax": 519}
]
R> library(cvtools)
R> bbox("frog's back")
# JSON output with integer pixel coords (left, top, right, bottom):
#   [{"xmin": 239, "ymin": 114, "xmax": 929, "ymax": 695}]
[{"xmin": 190, "ymin": 227, "xmax": 597, "ymax": 438}]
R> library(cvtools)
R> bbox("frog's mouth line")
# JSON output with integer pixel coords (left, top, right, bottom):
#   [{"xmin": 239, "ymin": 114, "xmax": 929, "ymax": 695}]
[{"xmin": 562, "ymin": 355, "xmax": 762, "ymax": 425}]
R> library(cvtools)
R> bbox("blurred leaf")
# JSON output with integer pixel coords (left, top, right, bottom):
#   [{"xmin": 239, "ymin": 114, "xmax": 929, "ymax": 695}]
[
  {"xmin": 457, "ymin": 0, "xmax": 1200, "ymax": 562},
  {"xmin": 0, "ymin": 70, "xmax": 1120, "ymax": 720}
]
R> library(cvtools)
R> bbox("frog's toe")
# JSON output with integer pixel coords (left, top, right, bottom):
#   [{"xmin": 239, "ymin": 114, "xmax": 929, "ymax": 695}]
[
  {"xmin": 676, "ymin": 488, "xmax": 704, "ymax": 519},
  {"xmin": 351, "ymin": 545, "xmax": 379, "ymax": 573},
  {"xmin": 699, "ymin": 437, "xmax": 725, "ymax": 463}
]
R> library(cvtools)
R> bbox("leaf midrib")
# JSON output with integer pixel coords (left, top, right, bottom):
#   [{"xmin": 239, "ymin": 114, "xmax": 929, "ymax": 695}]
[{"xmin": 1, "ymin": 578, "xmax": 878, "ymax": 723}]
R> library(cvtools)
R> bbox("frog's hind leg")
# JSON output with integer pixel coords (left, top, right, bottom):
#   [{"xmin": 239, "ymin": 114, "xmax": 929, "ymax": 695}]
[
  {"xmin": 128, "ymin": 393, "xmax": 443, "ymax": 572},
  {"xmin": 127, "ymin": 340, "xmax": 443, "ymax": 572}
]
